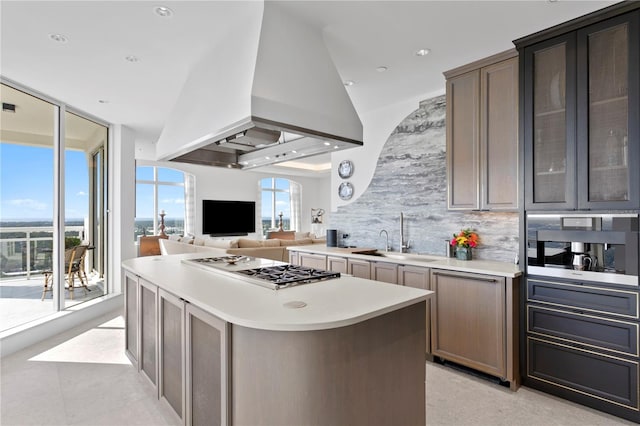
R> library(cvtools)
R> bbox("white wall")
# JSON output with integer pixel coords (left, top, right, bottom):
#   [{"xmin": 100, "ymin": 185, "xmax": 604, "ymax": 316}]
[
  {"xmin": 136, "ymin": 157, "xmax": 331, "ymax": 239},
  {"xmin": 110, "ymin": 124, "xmax": 136, "ymax": 293},
  {"xmin": 331, "ymin": 89, "xmax": 445, "ymax": 211}
]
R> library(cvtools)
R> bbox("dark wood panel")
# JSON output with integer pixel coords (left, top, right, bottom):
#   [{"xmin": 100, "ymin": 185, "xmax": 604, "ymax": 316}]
[
  {"xmin": 528, "ymin": 337, "xmax": 638, "ymax": 410},
  {"xmin": 527, "ymin": 278, "xmax": 638, "ymax": 318},
  {"xmin": 528, "ymin": 305, "xmax": 638, "ymax": 355}
]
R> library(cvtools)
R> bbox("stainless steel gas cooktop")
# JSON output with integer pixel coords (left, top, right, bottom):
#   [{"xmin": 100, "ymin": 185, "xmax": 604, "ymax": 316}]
[{"xmin": 182, "ymin": 256, "xmax": 341, "ymax": 290}]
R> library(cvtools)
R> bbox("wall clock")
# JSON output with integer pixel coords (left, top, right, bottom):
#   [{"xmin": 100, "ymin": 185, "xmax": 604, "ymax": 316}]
[
  {"xmin": 338, "ymin": 160, "xmax": 354, "ymax": 179},
  {"xmin": 338, "ymin": 182, "xmax": 354, "ymax": 200}
]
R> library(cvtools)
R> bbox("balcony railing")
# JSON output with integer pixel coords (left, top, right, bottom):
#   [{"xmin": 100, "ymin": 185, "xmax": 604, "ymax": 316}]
[{"xmin": 0, "ymin": 226, "xmax": 85, "ymax": 280}]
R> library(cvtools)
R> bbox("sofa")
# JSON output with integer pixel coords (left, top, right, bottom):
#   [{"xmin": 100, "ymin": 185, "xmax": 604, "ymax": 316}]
[{"xmin": 158, "ymin": 233, "xmax": 326, "ymax": 262}]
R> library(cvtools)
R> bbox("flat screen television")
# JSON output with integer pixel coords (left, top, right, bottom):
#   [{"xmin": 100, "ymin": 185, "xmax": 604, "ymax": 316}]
[{"xmin": 202, "ymin": 200, "xmax": 256, "ymax": 236}]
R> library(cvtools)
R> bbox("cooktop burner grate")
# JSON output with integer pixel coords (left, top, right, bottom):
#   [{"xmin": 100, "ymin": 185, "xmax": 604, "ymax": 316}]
[
  {"xmin": 182, "ymin": 258, "xmax": 341, "ymax": 290},
  {"xmin": 235, "ymin": 265, "xmax": 341, "ymax": 287}
]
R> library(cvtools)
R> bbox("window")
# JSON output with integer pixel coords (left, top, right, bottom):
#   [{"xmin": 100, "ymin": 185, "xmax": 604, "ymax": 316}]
[
  {"xmin": 259, "ymin": 177, "xmax": 301, "ymax": 235},
  {"xmin": 135, "ymin": 166, "xmax": 190, "ymax": 240}
]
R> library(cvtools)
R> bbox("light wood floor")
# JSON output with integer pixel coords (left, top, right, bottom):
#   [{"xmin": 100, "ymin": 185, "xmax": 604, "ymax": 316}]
[{"xmin": 0, "ymin": 309, "xmax": 633, "ymax": 425}]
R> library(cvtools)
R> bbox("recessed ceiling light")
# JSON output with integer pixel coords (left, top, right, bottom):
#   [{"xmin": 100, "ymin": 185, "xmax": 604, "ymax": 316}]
[
  {"xmin": 125, "ymin": 55, "xmax": 140, "ymax": 63},
  {"xmin": 98, "ymin": 99, "xmax": 109, "ymax": 104},
  {"xmin": 154, "ymin": 6, "xmax": 173, "ymax": 17},
  {"xmin": 343, "ymin": 80, "xmax": 355, "ymax": 86},
  {"xmin": 291, "ymin": 150, "xmax": 297, "ymax": 154},
  {"xmin": 49, "ymin": 34, "xmax": 68, "ymax": 43},
  {"xmin": 323, "ymin": 142, "xmax": 331, "ymax": 146},
  {"xmin": 376, "ymin": 66, "xmax": 388, "ymax": 73},
  {"xmin": 415, "ymin": 48, "xmax": 431, "ymax": 56}
]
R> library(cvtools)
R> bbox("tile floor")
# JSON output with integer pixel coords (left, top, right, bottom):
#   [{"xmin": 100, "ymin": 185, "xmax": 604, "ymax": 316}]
[{"xmin": 0, "ymin": 308, "xmax": 634, "ymax": 425}]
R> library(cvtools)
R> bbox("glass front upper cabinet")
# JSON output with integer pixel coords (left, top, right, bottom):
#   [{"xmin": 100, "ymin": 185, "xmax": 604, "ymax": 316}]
[
  {"xmin": 580, "ymin": 19, "xmax": 633, "ymax": 206},
  {"xmin": 524, "ymin": 10, "xmax": 639, "ymax": 210},
  {"xmin": 525, "ymin": 33, "xmax": 576, "ymax": 209},
  {"xmin": 532, "ymin": 42, "xmax": 569, "ymax": 205}
]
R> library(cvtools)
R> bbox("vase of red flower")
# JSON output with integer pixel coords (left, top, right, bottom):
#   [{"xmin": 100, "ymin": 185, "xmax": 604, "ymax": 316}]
[{"xmin": 450, "ymin": 228, "xmax": 479, "ymax": 261}]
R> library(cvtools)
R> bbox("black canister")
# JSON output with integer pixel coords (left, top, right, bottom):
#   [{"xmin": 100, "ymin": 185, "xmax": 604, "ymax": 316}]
[{"xmin": 327, "ymin": 229, "xmax": 338, "ymax": 247}]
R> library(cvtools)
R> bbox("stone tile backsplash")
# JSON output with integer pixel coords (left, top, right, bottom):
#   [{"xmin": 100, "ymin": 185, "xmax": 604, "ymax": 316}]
[{"xmin": 330, "ymin": 95, "xmax": 519, "ymax": 263}]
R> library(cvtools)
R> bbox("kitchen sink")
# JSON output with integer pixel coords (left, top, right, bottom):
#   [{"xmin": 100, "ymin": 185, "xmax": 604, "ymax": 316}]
[{"xmin": 353, "ymin": 250, "xmax": 438, "ymax": 263}]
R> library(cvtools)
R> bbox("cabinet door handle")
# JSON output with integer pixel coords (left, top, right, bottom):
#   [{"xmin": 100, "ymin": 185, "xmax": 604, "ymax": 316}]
[{"xmin": 433, "ymin": 271, "xmax": 497, "ymax": 282}]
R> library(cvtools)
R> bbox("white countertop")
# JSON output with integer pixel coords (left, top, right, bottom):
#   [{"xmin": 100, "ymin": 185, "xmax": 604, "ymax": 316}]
[
  {"xmin": 122, "ymin": 253, "xmax": 432, "ymax": 332},
  {"xmin": 289, "ymin": 245, "xmax": 522, "ymax": 278}
]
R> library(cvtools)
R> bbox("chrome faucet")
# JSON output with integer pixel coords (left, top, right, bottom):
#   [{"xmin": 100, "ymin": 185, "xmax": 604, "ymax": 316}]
[
  {"xmin": 379, "ymin": 229, "xmax": 390, "ymax": 251},
  {"xmin": 400, "ymin": 212, "xmax": 411, "ymax": 253}
]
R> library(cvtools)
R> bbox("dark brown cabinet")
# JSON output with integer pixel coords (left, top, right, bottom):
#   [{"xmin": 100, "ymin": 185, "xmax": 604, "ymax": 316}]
[
  {"xmin": 517, "ymin": 5, "xmax": 640, "ymax": 420},
  {"xmin": 525, "ymin": 277, "xmax": 640, "ymax": 421},
  {"xmin": 445, "ymin": 50, "xmax": 519, "ymax": 211},
  {"xmin": 519, "ymin": 8, "xmax": 640, "ymax": 210}
]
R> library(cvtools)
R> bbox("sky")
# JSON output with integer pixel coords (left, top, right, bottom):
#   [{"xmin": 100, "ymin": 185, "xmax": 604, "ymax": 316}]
[{"xmin": 0, "ymin": 143, "xmax": 89, "ymax": 221}]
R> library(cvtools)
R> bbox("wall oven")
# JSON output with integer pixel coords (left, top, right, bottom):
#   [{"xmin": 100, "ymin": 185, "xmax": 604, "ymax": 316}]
[{"xmin": 526, "ymin": 213, "xmax": 639, "ymax": 286}]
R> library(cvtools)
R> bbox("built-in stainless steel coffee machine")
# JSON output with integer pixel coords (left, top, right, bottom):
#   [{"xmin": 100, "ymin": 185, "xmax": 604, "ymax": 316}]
[{"xmin": 526, "ymin": 213, "xmax": 639, "ymax": 286}]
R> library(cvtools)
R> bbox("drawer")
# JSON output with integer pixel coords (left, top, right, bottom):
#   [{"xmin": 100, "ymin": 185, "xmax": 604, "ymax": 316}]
[
  {"xmin": 527, "ymin": 278, "xmax": 638, "ymax": 319},
  {"xmin": 527, "ymin": 337, "xmax": 639, "ymax": 410},
  {"xmin": 528, "ymin": 305, "xmax": 638, "ymax": 356}
]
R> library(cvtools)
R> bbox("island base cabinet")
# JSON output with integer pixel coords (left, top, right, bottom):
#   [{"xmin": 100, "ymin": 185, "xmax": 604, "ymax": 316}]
[
  {"xmin": 124, "ymin": 271, "xmax": 139, "ymax": 367},
  {"xmin": 158, "ymin": 290, "xmax": 185, "ymax": 423},
  {"xmin": 140, "ymin": 279, "xmax": 158, "ymax": 391},
  {"xmin": 231, "ymin": 302, "xmax": 426, "ymax": 425},
  {"xmin": 185, "ymin": 303, "xmax": 229, "ymax": 426}
]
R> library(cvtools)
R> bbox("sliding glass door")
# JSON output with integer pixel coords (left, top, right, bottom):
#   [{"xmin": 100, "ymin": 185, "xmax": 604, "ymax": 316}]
[
  {"xmin": 0, "ymin": 81, "xmax": 109, "ymax": 332},
  {"xmin": 0, "ymin": 83, "xmax": 57, "ymax": 329}
]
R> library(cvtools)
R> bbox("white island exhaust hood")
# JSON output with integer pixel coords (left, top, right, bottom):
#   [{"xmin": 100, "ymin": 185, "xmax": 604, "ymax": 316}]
[{"xmin": 156, "ymin": 2, "xmax": 363, "ymax": 169}]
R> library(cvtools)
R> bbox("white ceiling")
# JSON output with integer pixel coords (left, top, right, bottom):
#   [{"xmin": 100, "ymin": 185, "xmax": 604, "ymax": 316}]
[{"xmin": 0, "ymin": 0, "xmax": 618, "ymax": 170}]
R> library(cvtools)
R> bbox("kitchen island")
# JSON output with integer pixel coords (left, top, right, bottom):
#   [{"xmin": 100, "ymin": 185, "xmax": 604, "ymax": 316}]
[{"xmin": 122, "ymin": 253, "xmax": 432, "ymax": 425}]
